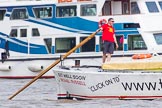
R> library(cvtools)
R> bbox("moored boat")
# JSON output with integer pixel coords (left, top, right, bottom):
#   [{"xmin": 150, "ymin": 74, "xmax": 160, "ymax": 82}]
[{"xmin": 1, "ymin": 0, "xmax": 162, "ymax": 78}]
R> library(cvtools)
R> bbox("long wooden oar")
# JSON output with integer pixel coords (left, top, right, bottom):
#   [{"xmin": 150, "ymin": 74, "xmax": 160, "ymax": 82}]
[{"xmin": 8, "ymin": 29, "xmax": 100, "ymax": 100}]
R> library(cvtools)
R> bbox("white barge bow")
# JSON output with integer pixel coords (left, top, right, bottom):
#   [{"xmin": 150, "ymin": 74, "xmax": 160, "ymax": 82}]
[{"xmin": 53, "ymin": 66, "xmax": 162, "ymax": 100}]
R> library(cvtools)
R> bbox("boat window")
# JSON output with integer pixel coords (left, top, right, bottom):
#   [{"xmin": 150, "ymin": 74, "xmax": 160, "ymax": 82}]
[
  {"xmin": 56, "ymin": 6, "xmax": 77, "ymax": 17},
  {"xmin": 131, "ymin": 2, "xmax": 140, "ymax": 14},
  {"xmin": 0, "ymin": 9, "xmax": 6, "ymax": 20},
  {"xmin": 20, "ymin": 29, "xmax": 27, "ymax": 37},
  {"xmin": 158, "ymin": 1, "xmax": 162, "ymax": 10},
  {"xmin": 10, "ymin": 8, "xmax": 28, "ymax": 20},
  {"xmin": 153, "ymin": 33, "xmax": 162, "ymax": 45},
  {"xmin": 80, "ymin": 4, "xmax": 96, "ymax": 16},
  {"xmin": 32, "ymin": 28, "xmax": 40, "ymax": 37},
  {"xmin": 55, "ymin": 37, "xmax": 76, "ymax": 53},
  {"xmin": 33, "ymin": 6, "xmax": 52, "ymax": 19},
  {"xmin": 124, "ymin": 23, "xmax": 140, "ymax": 28},
  {"xmin": 128, "ymin": 35, "xmax": 147, "ymax": 50},
  {"xmin": 10, "ymin": 29, "xmax": 18, "ymax": 37},
  {"xmin": 80, "ymin": 36, "xmax": 95, "ymax": 52},
  {"xmin": 122, "ymin": 1, "xmax": 130, "ymax": 14},
  {"xmin": 146, "ymin": 2, "xmax": 159, "ymax": 13},
  {"xmin": 102, "ymin": 1, "xmax": 111, "ymax": 15},
  {"xmin": 44, "ymin": 38, "xmax": 52, "ymax": 53}
]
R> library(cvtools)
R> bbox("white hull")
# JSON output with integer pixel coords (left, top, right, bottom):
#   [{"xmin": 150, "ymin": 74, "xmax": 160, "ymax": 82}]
[
  {"xmin": 0, "ymin": 51, "xmax": 161, "ymax": 78},
  {"xmin": 54, "ymin": 67, "xmax": 162, "ymax": 100},
  {"xmin": 0, "ymin": 50, "xmax": 152, "ymax": 78},
  {"xmin": 0, "ymin": 53, "xmax": 103, "ymax": 78}
]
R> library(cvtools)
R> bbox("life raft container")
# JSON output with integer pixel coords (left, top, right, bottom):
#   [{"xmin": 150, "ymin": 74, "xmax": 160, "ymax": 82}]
[
  {"xmin": 98, "ymin": 19, "xmax": 107, "ymax": 27},
  {"xmin": 132, "ymin": 54, "xmax": 152, "ymax": 59}
]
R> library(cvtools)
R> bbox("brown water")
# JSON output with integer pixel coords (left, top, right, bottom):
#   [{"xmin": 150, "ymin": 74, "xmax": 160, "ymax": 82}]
[{"xmin": 0, "ymin": 78, "xmax": 162, "ymax": 108}]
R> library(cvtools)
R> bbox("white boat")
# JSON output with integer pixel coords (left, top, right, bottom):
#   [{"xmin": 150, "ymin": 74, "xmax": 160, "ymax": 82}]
[
  {"xmin": 53, "ymin": 65, "xmax": 162, "ymax": 100},
  {"xmin": 1, "ymin": 0, "xmax": 162, "ymax": 78}
]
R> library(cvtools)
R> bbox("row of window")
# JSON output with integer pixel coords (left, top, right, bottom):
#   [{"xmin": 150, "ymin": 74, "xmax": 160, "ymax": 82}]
[
  {"xmin": 134, "ymin": 1, "xmax": 162, "ymax": 13},
  {"xmin": 53, "ymin": 33, "xmax": 162, "ymax": 54},
  {"xmin": 102, "ymin": 1, "xmax": 162, "ymax": 15},
  {"xmin": 102, "ymin": 1, "xmax": 140, "ymax": 15},
  {"xmin": 0, "ymin": 4, "xmax": 96, "ymax": 21},
  {"xmin": 1, "ymin": 1, "xmax": 162, "ymax": 20},
  {"xmin": 59, "ymin": 35, "xmax": 162, "ymax": 54},
  {"xmin": 7, "ymin": 29, "xmax": 162, "ymax": 53},
  {"xmin": 48, "ymin": 35, "xmax": 147, "ymax": 54},
  {"xmin": 56, "ymin": 4, "xmax": 96, "ymax": 17},
  {"xmin": 10, "ymin": 28, "xmax": 40, "ymax": 37}
]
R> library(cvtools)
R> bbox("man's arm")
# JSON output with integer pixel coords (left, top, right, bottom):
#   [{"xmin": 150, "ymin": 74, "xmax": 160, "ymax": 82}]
[{"xmin": 113, "ymin": 34, "xmax": 119, "ymax": 49}]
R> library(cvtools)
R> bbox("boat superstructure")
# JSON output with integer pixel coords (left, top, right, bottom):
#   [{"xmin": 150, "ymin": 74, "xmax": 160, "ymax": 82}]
[{"xmin": 0, "ymin": 0, "xmax": 162, "ymax": 78}]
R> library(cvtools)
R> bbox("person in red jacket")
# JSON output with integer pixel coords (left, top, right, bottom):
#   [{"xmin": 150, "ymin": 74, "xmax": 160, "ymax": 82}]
[{"xmin": 99, "ymin": 18, "xmax": 118, "ymax": 63}]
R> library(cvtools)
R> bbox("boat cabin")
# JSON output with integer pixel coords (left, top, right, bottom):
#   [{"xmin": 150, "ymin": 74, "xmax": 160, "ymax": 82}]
[{"xmin": 0, "ymin": 0, "xmax": 162, "ymax": 57}]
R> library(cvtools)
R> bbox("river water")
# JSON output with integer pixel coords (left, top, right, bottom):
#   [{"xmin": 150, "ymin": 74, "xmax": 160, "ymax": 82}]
[{"xmin": 1, "ymin": 78, "xmax": 162, "ymax": 108}]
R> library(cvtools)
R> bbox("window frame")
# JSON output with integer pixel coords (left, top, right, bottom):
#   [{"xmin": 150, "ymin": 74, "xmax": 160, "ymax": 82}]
[
  {"xmin": 55, "ymin": 37, "xmax": 76, "ymax": 53},
  {"xmin": 10, "ymin": 29, "xmax": 18, "ymax": 37},
  {"xmin": 20, "ymin": 29, "xmax": 27, "ymax": 37},
  {"xmin": 80, "ymin": 4, "xmax": 97, "ymax": 16},
  {"xmin": 32, "ymin": 28, "xmax": 40, "ymax": 37},
  {"xmin": 146, "ymin": 1, "xmax": 159, "ymax": 13},
  {"xmin": 33, "ymin": 6, "xmax": 53, "ymax": 19},
  {"xmin": 154, "ymin": 33, "xmax": 162, "ymax": 45},
  {"xmin": 10, "ymin": 8, "xmax": 29, "ymax": 20},
  {"xmin": 56, "ymin": 5, "xmax": 77, "ymax": 18},
  {"xmin": 131, "ymin": 2, "xmax": 140, "ymax": 14},
  {"xmin": 0, "ymin": 9, "xmax": 7, "ymax": 21},
  {"xmin": 158, "ymin": 1, "xmax": 162, "ymax": 11}
]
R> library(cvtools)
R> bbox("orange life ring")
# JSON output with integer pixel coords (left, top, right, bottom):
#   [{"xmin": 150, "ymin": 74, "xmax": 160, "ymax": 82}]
[
  {"xmin": 98, "ymin": 19, "xmax": 107, "ymax": 27},
  {"xmin": 132, "ymin": 54, "xmax": 152, "ymax": 59}
]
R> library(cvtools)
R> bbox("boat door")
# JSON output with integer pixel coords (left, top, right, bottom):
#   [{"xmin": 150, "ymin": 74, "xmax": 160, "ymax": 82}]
[{"xmin": 122, "ymin": 0, "xmax": 130, "ymax": 14}]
